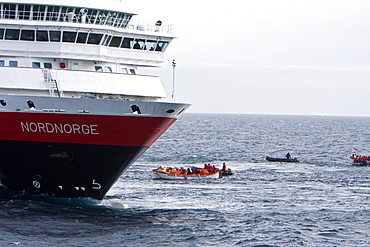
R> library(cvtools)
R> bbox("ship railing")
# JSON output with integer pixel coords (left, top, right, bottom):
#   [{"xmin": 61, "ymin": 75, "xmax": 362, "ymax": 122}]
[
  {"xmin": 42, "ymin": 69, "xmax": 63, "ymax": 97},
  {"xmin": 6, "ymin": 12, "xmax": 173, "ymax": 33},
  {"xmin": 0, "ymin": 5, "xmax": 132, "ymax": 29},
  {"xmin": 126, "ymin": 21, "xmax": 173, "ymax": 34},
  {"xmin": 0, "ymin": 5, "xmax": 173, "ymax": 33},
  {"xmin": 0, "ymin": 66, "xmax": 167, "ymax": 98}
]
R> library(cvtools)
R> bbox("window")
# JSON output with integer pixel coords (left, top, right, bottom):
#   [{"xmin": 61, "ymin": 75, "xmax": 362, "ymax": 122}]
[
  {"xmin": 96, "ymin": 10, "xmax": 109, "ymax": 25},
  {"xmin": 145, "ymin": 40, "xmax": 157, "ymax": 51},
  {"xmin": 104, "ymin": 66, "xmax": 112, "ymax": 72},
  {"xmin": 32, "ymin": 62, "xmax": 41, "ymax": 68},
  {"xmin": 0, "ymin": 61, "xmax": 4, "ymax": 66},
  {"xmin": 156, "ymin": 41, "xmax": 169, "ymax": 51},
  {"xmin": 109, "ymin": 36, "xmax": 122, "ymax": 47},
  {"xmin": 102, "ymin": 35, "xmax": 112, "ymax": 46},
  {"xmin": 112, "ymin": 12, "xmax": 123, "ymax": 27},
  {"xmin": 133, "ymin": 39, "xmax": 145, "ymax": 50},
  {"xmin": 76, "ymin": 32, "xmax": 88, "ymax": 43},
  {"xmin": 5, "ymin": 29, "xmax": 20, "ymax": 40},
  {"xmin": 121, "ymin": 37, "xmax": 133, "ymax": 48},
  {"xmin": 0, "ymin": 5, "xmax": 135, "ymax": 28},
  {"xmin": 121, "ymin": 68, "xmax": 128, "ymax": 74},
  {"xmin": 129, "ymin": 69, "xmax": 136, "ymax": 75},
  {"xmin": 63, "ymin": 31, "xmax": 77, "ymax": 43},
  {"xmin": 3, "ymin": 4, "xmax": 16, "ymax": 19},
  {"xmin": 87, "ymin": 33, "xmax": 103, "ymax": 44},
  {"xmin": 18, "ymin": 5, "xmax": 31, "ymax": 20},
  {"xmin": 32, "ymin": 5, "xmax": 46, "ymax": 21},
  {"xmin": 49, "ymin": 31, "xmax": 61, "ymax": 42},
  {"xmin": 46, "ymin": 6, "xmax": 60, "ymax": 21},
  {"xmin": 9, "ymin": 61, "xmax": 18, "ymax": 67},
  {"xmin": 36, "ymin": 30, "xmax": 48, "ymax": 41},
  {"xmin": 59, "ymin": 7, "xmax": 75, "ymax": 22},
  {"xmin": 20, "ymin": 30, "xmax": 35, "ymax": 41},
  {"xmin": 106, "ymin": 12, "xmax": 116, "ymax": 26},
  {"xmin": 121, "ymin": 15, "xmax": 132, "ymax": 28},
  {"xmin": 95, "ymin": 66, "xmax": 103, "ymax": 72},
  {"xmin": 44, "ymin": 63, "xmax": 52, "ymax": 69},
  {"xmin": 0, "ymin": 29, "xmax": 4, "ymax": 39}
]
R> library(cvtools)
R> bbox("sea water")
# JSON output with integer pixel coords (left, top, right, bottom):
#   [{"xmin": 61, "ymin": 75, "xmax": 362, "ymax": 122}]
[{"xmin": 0, "ymin": 113, "xmax": 370, "ymax": 246}]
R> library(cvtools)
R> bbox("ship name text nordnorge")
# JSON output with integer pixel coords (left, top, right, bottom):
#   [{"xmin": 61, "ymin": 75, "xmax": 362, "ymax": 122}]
[{"xmin": 20, "ymin": 122, "xmax": 99, "ymax": 135}]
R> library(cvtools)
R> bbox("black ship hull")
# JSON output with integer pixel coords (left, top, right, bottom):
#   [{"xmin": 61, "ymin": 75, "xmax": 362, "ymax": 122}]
[{"xmin": 0, "ymin": 140, "xmax": 147, "ymax": 200}]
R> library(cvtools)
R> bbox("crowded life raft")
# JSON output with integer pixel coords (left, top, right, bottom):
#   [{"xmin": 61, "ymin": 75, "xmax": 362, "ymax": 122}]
[
  {"xmin": 152, "ymin": 165, "xmax": 222, "ymax": 180},
  {"xmin": 350, "ymin": 154, "xmax": 370, "ymax": 166}
]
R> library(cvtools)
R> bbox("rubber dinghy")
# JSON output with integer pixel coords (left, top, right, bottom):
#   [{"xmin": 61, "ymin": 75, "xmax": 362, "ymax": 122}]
[{"xmin": 266, "ymin": 156, "xmax": 299, "ymax": 163}]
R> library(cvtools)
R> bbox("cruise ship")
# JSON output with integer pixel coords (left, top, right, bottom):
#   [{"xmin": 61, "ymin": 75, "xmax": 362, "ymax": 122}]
[{"xmin": 0, "ymin": 0, "xmax": 190, "ymax": 200}]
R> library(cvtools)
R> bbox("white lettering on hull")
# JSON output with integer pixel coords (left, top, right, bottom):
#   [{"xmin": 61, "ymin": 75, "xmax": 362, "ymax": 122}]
[{"xmin": 20, "ymin": 122, "xmax": 99, "ymax": 135}]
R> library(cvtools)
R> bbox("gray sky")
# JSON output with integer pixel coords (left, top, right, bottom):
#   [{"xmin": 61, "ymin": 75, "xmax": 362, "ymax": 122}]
[{"xmin": 129, "ymin": 0, "xmax": 370, "ymax": 116}]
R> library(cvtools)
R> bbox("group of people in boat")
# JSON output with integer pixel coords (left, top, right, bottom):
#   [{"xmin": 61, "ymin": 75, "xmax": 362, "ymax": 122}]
[
  {"xmin": 157, "ymin": 166, "xmax": 215, "ymax": 175},
  {"xmin": 350, "ymin": 154, "xmax": 370, "ymax": 163},
  {"xmin": 156, "ymin": 163, "xmax": 230, "ymax": 175}
]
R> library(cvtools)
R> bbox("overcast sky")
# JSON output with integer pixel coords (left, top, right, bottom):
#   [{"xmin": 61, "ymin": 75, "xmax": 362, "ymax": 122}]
[{"xmin": 128, "ymin": 0, "xmax": 370, "ymax": 116}]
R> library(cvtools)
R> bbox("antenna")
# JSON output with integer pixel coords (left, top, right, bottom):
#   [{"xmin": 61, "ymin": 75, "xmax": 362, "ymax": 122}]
[{"xmin": 171, "ymin": 59, "xmax": 176, "ymax": 100}]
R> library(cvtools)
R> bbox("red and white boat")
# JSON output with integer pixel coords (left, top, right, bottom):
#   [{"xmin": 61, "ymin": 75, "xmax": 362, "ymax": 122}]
[
  {"xmin": 0, "ymin": 0, "xmax": 190, "ymax": 199},
  {"xmin": 350, "ymin": 154, "xmax": 370, "ymax": 166},
  {"xmin": 152, "ymin": 167, "xmax": 221, "ymax": 180}
]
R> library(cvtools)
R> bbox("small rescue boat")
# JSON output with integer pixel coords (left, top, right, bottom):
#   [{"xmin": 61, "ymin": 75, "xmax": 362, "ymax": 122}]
[
  {"xmin": 220, "ymin": 162, "xmax": 233, "ymax": 176},
  {"xmin": 350, "ymin": 154, "xmax": 370, "ymax": 166},
  {"xmin": 266, "ymin": 156, "xmax": 299, "ymax": 163},
  {"xmin": 152, "ymin": 166, "xmax": 221, "ymax": 180},
  {"xmin": 221, "ymin": 169, "xmax": 233, "ymax": 176}
]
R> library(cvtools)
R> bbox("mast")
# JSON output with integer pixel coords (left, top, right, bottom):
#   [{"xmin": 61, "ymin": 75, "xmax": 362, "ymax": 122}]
[{"xmin": 171, "ymin": 59, "xmax": 176, "ymax": 100}]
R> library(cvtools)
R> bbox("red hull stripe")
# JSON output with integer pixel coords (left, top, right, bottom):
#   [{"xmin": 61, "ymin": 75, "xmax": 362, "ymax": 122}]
[{"xmin": 0, "ymin": 112, "xmax": 175, "ymax": 147}]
